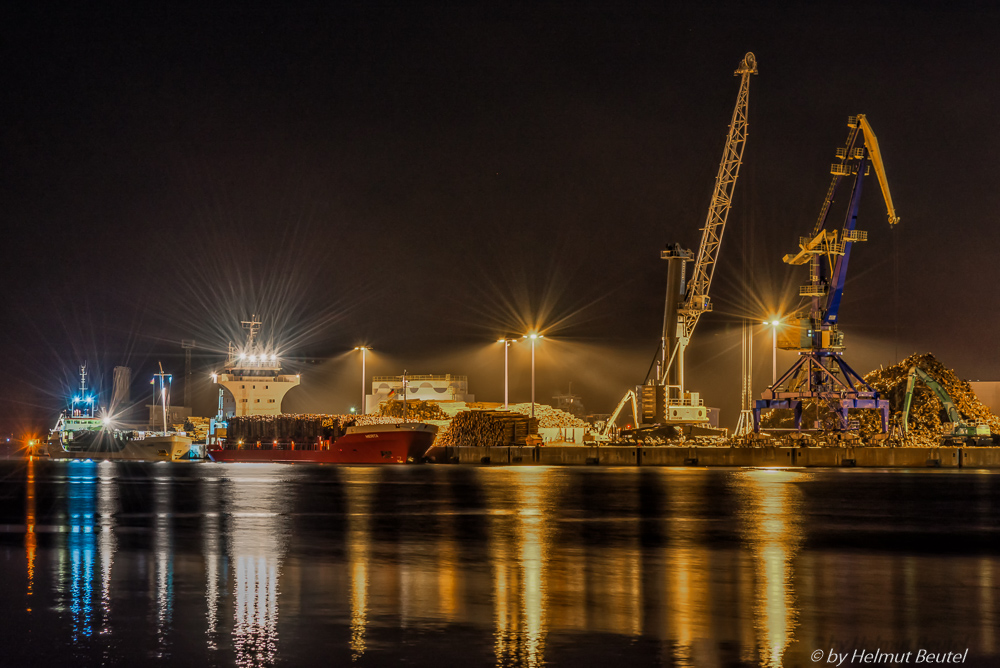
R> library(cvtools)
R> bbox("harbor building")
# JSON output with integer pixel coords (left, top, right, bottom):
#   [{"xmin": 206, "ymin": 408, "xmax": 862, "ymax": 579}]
[{"xmin": 368, "ymin": 374, "xmax": 473, "ymax": 413}]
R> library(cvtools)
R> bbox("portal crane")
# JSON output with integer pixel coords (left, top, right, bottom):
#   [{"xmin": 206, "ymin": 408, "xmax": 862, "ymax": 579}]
[
  {"xmin": 754, "ymin": 115, "xmax": 898, "ymax": 434},
  {"xmin": 637, "ymin": 52, "xmax": 756, "ymax": 429}
]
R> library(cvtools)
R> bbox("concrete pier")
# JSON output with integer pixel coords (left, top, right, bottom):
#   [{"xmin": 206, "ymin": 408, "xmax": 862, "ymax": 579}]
[{"xmin": 429, "ymin": 445, "xmax": 1000, "ymax": 468}]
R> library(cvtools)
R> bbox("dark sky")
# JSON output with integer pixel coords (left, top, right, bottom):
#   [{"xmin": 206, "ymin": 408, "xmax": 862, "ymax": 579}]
[{"xmin": 3, "ymin": 2, "xmax": 999, "ymax": 437}]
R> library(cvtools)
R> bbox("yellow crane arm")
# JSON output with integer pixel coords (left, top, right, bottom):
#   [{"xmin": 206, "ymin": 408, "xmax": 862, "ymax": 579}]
[{"xmin": 856, "ymin": 114, "xmax": 900, "ymax": 227}]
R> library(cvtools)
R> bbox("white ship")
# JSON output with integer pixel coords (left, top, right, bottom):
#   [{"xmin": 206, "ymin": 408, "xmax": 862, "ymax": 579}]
[
  {"xmin": 213, "ymin": 318, "xmax": 300, "ymax": 417},
  {"xmin": 46, "ymin": 362, "xmax": 196, "ymax": 461}
]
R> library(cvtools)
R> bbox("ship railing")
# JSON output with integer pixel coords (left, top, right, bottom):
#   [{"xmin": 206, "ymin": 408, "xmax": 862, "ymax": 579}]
[{"xmin": 372, "ymin": 374, "xmax": 468, "ymax": 382}]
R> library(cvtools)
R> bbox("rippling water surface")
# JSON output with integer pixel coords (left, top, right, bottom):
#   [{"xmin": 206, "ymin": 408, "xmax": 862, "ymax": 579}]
[{"xmin": 1, "ymin": 460, "xmax": 997, "ymax": 666}]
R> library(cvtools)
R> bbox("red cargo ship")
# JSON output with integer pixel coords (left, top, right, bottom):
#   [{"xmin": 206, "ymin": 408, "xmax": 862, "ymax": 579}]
[{"xmin": 207, "ymin": 422, "xmax": 438, "ymax": 464}]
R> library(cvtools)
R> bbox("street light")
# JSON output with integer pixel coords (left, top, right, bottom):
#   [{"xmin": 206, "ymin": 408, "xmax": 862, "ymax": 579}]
[
  {"xmin": 522, "ymin": 333, "xmax": 544, "ymax": 419},
  {"xmin": 763, "ymin": 319, "xmax": 782, "ymax": 386},
  {"xmin": 497, "ymin": 337, "xmax": 518, "ymax": 408},
  {"xmin": 354, "ymin": 346, "xmax": 372, "ymax": 415}
]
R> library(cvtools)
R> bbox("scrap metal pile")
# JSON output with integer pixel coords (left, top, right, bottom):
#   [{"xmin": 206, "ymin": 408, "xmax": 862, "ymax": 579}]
[
  {"xmin": 858, "ymin": 353, "xmax": 1000, "ymax": 444},
  {"xmin": 756, "ymin": 352, "xmax": 999, "ymax": 445},
  {"xmin": 433, "ymin": 410, "xmax": 539, "ymax": 448}
]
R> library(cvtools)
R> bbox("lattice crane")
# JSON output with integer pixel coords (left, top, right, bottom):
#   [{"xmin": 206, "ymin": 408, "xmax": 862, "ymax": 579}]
[{"xmin": 651, "ymin": 52, "xmax": 756, "ymax": 425}]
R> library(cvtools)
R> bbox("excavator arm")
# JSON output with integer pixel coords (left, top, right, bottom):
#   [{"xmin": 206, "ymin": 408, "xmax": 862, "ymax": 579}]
[
  {"xmin": 601, "ymin": 390, "xmax": 639, "ymax": 438},
  {"xmin": 901, "ymin": 366, "xmax": 962, "ymax": 435}
]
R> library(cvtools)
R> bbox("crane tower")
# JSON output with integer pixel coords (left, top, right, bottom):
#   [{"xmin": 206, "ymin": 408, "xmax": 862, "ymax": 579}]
[
  {"xmin": 602, "ymin": 52, "xmax": 756, "ymax": 436},
  {"xmin": 652, "ymin": 52, "xmax": 756, "ymax": 425}
]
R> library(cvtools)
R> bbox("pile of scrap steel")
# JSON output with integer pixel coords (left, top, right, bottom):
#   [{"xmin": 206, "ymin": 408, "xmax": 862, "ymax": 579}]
[
  {"xmin": 757, "ymin": 353, "xmax": 999, "ymax": 445},
  {"xmin": 857, "ymin": 353, "xmax": 1000, "ymax": 444},
  {"xmin": 433, "ymin": 410, "xmax": 539, "ymax": 448}
]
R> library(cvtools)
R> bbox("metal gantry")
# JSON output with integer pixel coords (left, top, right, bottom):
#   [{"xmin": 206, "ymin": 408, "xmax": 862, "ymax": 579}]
[{"xmin": 754, "ymin": 115, "xmax": 899, "ymax": 434}]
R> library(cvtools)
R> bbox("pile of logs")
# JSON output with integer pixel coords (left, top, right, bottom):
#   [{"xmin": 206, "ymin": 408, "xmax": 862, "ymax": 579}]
[
  {"xmin": 437, "ymin": 410, "xmax": 539, "ymax": 448},
  {"xmin": 378, "ymin": 399, "xmax": 449, "ymax": 421},
  {"xmin": 225, "ymin": 413, "xmax": 408, "ymax": 444},
  {"xmin": 226, "ymin": 414, "xmax": 333, "ymax": 442},
  {"xmin": 505, "ymin": 403, "xmax": 588, "ymax": 428}
]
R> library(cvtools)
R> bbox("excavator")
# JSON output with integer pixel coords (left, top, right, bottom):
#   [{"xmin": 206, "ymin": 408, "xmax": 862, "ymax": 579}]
[{"xmin": 900, "ymin": 366, "xmax": 993, "ymax": 446}]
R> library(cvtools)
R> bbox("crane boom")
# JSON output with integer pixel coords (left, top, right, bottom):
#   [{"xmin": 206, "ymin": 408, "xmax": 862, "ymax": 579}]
[
  {"xmin": 679, "ymin": 52, "xmax": 758, "ymax": 337},
  {"xmin": 657, "ymin": 52, "xmax": 756, "ymax": 400}
]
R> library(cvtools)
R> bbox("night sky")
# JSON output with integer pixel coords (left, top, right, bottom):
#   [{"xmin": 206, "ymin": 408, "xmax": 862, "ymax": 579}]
[{"xmin": 3, "ymin": 2, "xmax": 999, "ymax": 438}]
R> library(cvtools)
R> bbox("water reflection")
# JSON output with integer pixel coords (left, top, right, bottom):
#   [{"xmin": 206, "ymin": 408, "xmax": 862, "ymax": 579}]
[
  {"xmin": 154, "ymin": 476, "xmax": 173, "ymax": 654},
  {"xmin": 203, "ymin": 476, "xmax": 223, "ymax": 650},
  {"xmin": 25, "ymin": 457, "xmax": 36, "ymax": 613},
  {"xmin": 659, "ymin": 470, "xmax": 720, "ymax": 666},
  {"xmin": 224, "ymin": 468, "xmax": 290, "ymax": 667},
  {"xmin": 8, "ymin": 463, "xmax": 1000, "ymax": 666},
  {"xmin": 731, "ymin": 469, "xmax": 805, "ymax": 668},
  {"xmin": 343, "ymin": 467, "xmax": 376, "ymax": 660},
  {"xmin": 97, "ymin": 461, "xmax": 117, "ymax": 636},
  {"xmin": 65, "ymin": 461, "xmax": 98, "ymax": 640},
  {"xmin": 487, "ymin": 468, "xmax": 560, "ymax": 668}
]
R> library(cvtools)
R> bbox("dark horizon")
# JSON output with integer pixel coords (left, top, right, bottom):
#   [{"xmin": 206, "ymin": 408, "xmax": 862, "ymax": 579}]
[{"xmin": 4, "ymin": 3, "xmax": 999, "ymax": 439}]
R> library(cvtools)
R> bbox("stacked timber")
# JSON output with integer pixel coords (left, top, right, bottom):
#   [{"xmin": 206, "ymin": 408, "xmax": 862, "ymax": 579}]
[
  {"xmin": 506, "ymin": 403, "xmax": 588, "ymax": 428},
  {"xmin": 226, "ymin": 414, "xmax": 330, "ymax": 442},
  {"xmin": 378, "ymin": 399, "xmax": 449, "ymax": 421},
  {"xmin": 172, "ymin": 416, "xmax": 211, "ymax": 442},
  {"xmin": 444, "ymin": 410, "xmax": 539, "ymax": 448},
  {"xmin": 351, "ymin": 414, "xmax": 404, "ymax": 427}
]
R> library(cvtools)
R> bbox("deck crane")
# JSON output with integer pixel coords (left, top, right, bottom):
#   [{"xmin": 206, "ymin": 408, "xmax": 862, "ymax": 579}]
[
  {"xmin": 602, "ymin": 52, "xmax": 756, "ymax": 438},
  {"xmin": 753, "ymin": 115, "xmax": 899, "ymax": 434}
]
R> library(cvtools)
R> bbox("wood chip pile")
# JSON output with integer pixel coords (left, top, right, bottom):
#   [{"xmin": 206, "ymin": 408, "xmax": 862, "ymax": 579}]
[{"xmin": 434, "ymin": 410, "xmax": 539, "ymax": 448}]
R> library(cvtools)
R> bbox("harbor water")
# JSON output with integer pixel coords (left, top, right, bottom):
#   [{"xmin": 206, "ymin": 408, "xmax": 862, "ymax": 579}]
[{"xmin": 1, "ymin": 460, "xmax": 997, "ymax": 666}]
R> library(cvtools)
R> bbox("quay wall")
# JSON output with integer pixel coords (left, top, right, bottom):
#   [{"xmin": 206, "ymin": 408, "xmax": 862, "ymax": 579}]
[{"xmin": 431, "ymin": 445, "xmax": 1000, "ymax": 468}]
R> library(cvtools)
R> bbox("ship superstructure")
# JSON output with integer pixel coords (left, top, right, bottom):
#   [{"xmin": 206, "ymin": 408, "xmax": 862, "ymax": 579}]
[{"xmin": 214, "ymin": 318, "xmax": 300, "ymax": 417}]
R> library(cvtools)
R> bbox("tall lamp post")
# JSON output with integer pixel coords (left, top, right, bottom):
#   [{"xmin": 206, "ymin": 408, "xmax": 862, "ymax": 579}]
[
  {"xmin": 763, "ymin": 320, "xmax": 782, "ymax": 386},
  {"xmin": 523, "ymin": 333, "xmax": 543, "ymax": 419},
  {"xmin": 497, "ymin": 337, "xmax": 517, "ymax": 408},
  {"xmin": 354, "ymin": 346, "xmax": 372, "ymax": 414}
]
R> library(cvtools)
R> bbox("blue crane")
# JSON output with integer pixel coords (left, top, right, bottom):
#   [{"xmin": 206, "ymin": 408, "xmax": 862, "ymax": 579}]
[{"xmin": 754, "ymin": 115, "xmax": 899, "ymax": 434}]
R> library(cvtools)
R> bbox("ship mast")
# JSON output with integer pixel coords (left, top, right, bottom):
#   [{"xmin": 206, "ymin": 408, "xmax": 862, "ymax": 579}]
[{"xmin": 153, "ymin": 362, "xmax": 172, "ymax": 432}]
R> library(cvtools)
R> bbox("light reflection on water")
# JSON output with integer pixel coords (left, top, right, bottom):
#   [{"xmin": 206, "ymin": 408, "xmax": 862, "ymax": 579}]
[
  {"xmin": 731, "ymin": 469, "xmax": 805, "ymax": 668},
  {"xmin": 3, "ymin": 462, "xmax": 999, "ymax": 667}
]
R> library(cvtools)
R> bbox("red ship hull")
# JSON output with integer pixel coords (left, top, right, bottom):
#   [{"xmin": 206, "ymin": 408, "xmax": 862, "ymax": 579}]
[{"xmin": 207, "ymin": 422, "xmax": 438, "ymax": 464}]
